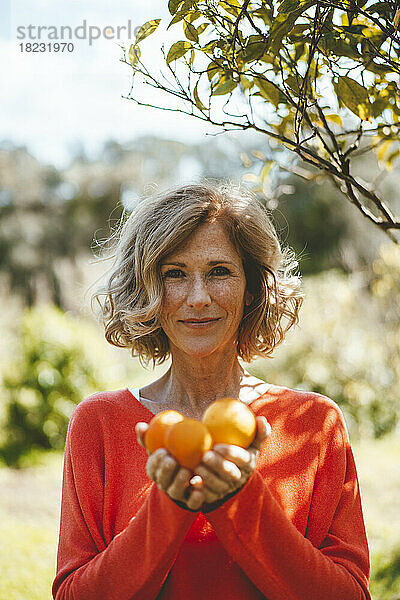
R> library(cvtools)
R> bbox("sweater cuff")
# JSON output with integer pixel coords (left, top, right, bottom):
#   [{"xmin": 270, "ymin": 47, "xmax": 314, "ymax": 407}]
[{"xmin": 152, "ymin": 483, "xmax": 200, "ymax": 521}]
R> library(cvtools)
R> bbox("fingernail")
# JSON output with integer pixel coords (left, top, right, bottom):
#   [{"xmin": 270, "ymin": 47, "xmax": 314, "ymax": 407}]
[
  {"xmin": 203, "ymin": 451, "xmax": 213, "ymax": 462},
  {"xmin": 190, "ymin": 475, "xmax": 203, "ymax": 486}
]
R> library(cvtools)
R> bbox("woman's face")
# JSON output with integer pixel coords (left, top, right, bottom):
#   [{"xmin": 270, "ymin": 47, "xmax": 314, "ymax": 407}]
[{"xmin": 159, "ymin": 220, "xmax": 252, "ymax": 360}]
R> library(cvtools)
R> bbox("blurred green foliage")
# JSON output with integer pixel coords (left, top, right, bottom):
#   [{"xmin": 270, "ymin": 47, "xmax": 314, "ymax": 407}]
[
  {"xmin": 250, "ymin": 243, "xmax": 400, "ymax": 439},
  {"xmin": 0, "ymin": 306, "xmax": 108, "ymax": 466},
  {"xmin": 272, "ymin": 177, "xmax": 352, "ymax": 275},
  {"xmin": 0, "ymin": 305, "xmax": 165, "ymax": 467},
  {"xmin": 371, "ymin": 545, "xmax": 400, "ymax": 600}
]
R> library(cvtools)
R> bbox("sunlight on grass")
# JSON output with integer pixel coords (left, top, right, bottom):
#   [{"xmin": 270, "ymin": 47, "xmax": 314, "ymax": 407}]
[
  {"xmin": 354, "ymin": 434, "xmax": 400, "ymax": 599},
  {"xmin": 0, "ymin": 519, "xmax": 57, "ymax": 600}
]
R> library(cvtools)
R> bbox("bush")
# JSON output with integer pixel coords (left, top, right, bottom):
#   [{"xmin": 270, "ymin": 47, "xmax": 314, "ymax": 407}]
[
  {"xmin": 0, "ymin": 305, "xmax": 110, "ymax": 466},
  {"xmin": 370, "ymin": 544, "xmax": 400, "ymax": 600}
]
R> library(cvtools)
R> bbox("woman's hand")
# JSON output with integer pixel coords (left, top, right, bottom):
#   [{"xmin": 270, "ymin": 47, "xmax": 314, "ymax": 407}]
[
  {"xmin": 136, "ymin": 422, "xmax": 206, "ymax": 511},
  {"xmin": 193, "ymin": 416, "xmax": 271, "ymax": 507},
  {"xmin": 135, "ymin": 416, "xmax": 270, "ymax": 511}
]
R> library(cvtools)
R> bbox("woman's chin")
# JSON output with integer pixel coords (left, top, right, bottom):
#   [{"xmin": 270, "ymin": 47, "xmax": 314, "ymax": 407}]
[
  {"xmin": 182, "ymin": 346, "xmax": 220, "ymax": 359},
  {"xmin": 173, "ymin": 340, "xmax": 235, "ymax": 360}
]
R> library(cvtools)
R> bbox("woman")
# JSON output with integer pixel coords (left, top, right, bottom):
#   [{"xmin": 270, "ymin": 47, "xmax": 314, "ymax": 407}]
[{"xmin": 52, "ymin": 182, "xmax": 370, "ymax": 599}]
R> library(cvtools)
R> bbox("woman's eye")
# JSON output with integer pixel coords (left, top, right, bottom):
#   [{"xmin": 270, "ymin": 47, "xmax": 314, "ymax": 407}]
[
  {"xmin": 163, "ymin": 269, "xmax": 184, "ymax": 279},
  {"xmin": 211, "ymin": 266, "xmax": 230, "ymax": 276}
]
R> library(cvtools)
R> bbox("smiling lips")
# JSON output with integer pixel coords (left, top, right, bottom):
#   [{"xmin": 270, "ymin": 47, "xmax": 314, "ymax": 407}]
[{"xmin": 179, "ymin": 317, "xmax": 221, "ymax": 327}]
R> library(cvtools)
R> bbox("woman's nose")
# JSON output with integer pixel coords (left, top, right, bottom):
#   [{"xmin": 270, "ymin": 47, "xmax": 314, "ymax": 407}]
[{"xmin": 186, "ymin": 276, "xmax": 211, "ymax": 308}]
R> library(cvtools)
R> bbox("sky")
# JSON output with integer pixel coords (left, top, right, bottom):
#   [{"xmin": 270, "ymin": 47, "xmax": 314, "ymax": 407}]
[{"xmin": 1, "ymin": 0, "xmax": 212, "ymax": 168}]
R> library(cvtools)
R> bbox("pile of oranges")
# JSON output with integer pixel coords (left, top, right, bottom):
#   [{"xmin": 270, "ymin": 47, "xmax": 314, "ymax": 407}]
[{"xmin": 144, "ymin": 398, "xmax": 257, "ymax": 470}]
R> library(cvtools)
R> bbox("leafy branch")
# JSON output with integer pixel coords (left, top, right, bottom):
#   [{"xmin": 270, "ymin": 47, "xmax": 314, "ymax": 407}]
[{"xmin": 121, "ymin": 0, "xmax": 400, "ymax": 241}]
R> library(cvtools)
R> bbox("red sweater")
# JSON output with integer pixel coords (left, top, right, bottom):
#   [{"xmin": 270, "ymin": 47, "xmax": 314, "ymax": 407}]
[{"xmin": 53, "ymin": 386, "xmax": 370, "ymax": 600}]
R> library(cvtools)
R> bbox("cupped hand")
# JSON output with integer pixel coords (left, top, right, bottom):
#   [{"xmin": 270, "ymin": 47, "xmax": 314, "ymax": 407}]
[
  {"xmin": 193, "ymin": 416, "xmax": 271, "ymax": 506},
  {"xmin": 135, "ymin": 421, "xmax": 205, "ymax": 511},
  {"xmin": 135, "ymin": 416, "xmax": 271, "ymax": 511}
]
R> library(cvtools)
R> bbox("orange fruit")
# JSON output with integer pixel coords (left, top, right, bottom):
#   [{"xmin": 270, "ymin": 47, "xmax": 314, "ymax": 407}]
[
  {"xmin": 144, "ymin": 410, "xmax": 185, "ymax": 454},
  {"xmin": 202, "ymin": 397, "xmax": 256, "ymax": 448},
  {"xmin": 165, "ymin": 418, "xmax": 213, "ymax": 470}
]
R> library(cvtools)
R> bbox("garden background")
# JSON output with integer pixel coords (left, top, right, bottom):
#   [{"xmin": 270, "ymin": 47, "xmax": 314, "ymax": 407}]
[{"xmin": 0, "ymin": 135, "xmax": 399, "ymax": 599}]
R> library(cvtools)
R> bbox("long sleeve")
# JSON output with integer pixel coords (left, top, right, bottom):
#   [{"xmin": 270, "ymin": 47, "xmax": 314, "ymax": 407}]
[
  {"xmin": 53, "ymin": 388, "xmax": 371, "ymax": 600},
  {"xmin": 52, "ymin": 396, "xmax": 197, "ymax": 600},
  {"xmin": 205, "ymin": 396, "xmax": 371, "ymax": 600}
]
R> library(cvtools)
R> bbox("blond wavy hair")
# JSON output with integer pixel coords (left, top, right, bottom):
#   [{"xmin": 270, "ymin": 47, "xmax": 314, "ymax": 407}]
[{"xmin": 92, "ymin": 181, "xmax": 303, "ymax": 366}]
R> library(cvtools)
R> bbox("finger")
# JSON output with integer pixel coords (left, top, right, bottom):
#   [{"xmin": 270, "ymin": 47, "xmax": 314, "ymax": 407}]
[
  {"xmin": 146, "ymin": 448, "xmax": 168, "ymax": 480},
  {"xmin": 202, "ymin": 486, "xmax": 220, "ymax": 504},
  {"xmin": 194, "ymin": 464, "xmax": 233, "ymax": 495},
  {"xmin": 155, "ymin": 454, "xmax": 180, "ymax": 491},
  {"xmin": 186, "ymin": 488, "xmax": 205, "ymax": 511},
  {"xmin": 209, "ymin": 445, "xmax": 252, "ymax": 471},
  {"xmin": 135, "ymin": 422, "xmax": 149, "ymax": 450},
  {"xmin": 190, "ymin": 470, "xmax": 225, "ymax": 503},
  {"xmin": 189, "ymin": 475, "xmax": 203, "ymax": 488},
  {"xmin": 252, "ymin": 416, "xmax": 271, "ymax": 449},
  {"xmin": 166, "ymin": 467, "xmax": 192, "ymax": 501},
  {"xmin": 200, "ymin": 446, "xmax": 242, "ymax": 485}
]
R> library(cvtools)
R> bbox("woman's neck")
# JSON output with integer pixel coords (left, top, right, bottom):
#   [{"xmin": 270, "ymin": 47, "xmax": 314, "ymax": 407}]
[{"xmin": 148, "ymin": 352, "xmax": 247, "ymax": 419}]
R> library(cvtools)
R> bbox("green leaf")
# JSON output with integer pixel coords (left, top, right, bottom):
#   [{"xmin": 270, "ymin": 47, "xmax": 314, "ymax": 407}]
[
  {"xmin": 267, "ymin": 1, "xmax": 316, "ymax": 56},
  {"xmin": 371, "ymin": 97, "xmax": 389, "ymax": 118},
  {"xmin": 325, "ymin": 113, "xmax": 343, "ymax": 127},
  {"xmin": 168, "ymin": 0, "xmax": 184, "ymax": 15},
  {"xmin": 293, "ymin": 41, "xmax": 305, "ymax": 62},
  {"xmin": 333, "ymin": 76, "xmax": 370, "ymax": 119},
  {"xmin": 289, "ymin": 23, "xmax": 311, "ymax": 37},
  {"xmin": 363, "ymin": 60, "xmax": 390, "ymax": 75},
  {"xmin": 253, "ymin": 8, "xmax": 272, "ymax": 26},
  {"xmin": 128, "ymin": 44, "xmax": 141, "ymax": 68},
  {"xmin": 135, "ymin": 19, "xmax": 161, "ymax": 44},
  {"xmin": 285, "ymin": 74, "xmax": 301, "ymax": 95},
  {"xmin": 394, "ymin": 7, "xmax": 400, "ymax": 28},
  {"xmin": 194, "ymin": 81, "xmax": 207, "ymax": 110},
  {"xmin": 242, "ymin": 36, "xmax": 267, "ymax": 62},
  {"xmin": 196, "ymin": 23, "xmax": 209, "ymax": 36},
  {"xmin": 278, "ymin": 0, "xmax": 300, "ymax": 14},
  {"xmin": 168, "ymin": 11, "xmax": 185, "ymax": 28},
  {"xmin": 391, "ymin": 104, "xmax": 400, "ymax": 117},
  {"xmin": 183, "ymin": 20, "xmax": 199, "ymax": 42},
  {"xmin": 219, "ymin": 0, "xmax": 241, "ymax": 18},
  {"xmin": 201, "ymin": 39, "xmax": 218, "ymax": 53},
  {"xmin": 166, "ymin": 40, "xmax": 192, "ymax": 64},
  {"xmin": 240, "ymin": 75, "xmax": 254, "ymax": 91},
  {"xmin": 186, "ymin": 10, "xmax": 202, "ymax": 23},
  {"xmin": 167, "ymin": 1, "xmax": 197, "ymax": 27},
  {"xmin": 254, "ymin": 77, "xmax": 280, "ymax": 106},
  {"xmin": 366, "ymin": 2, "xmax": 391, "ymax": 17},
  {"xmin": 206, "ymin": 60, "xmax": 221, "ymax": 81},
  {"xmin": 168, "ymin": 0, "xmax": 195, "ymax": 14},
  {"xmin": 212, "ymin": 78, "xmax": 238, "ymax": 96},
  {"xmin": 321, "ymin": 35, "xmax": 360, "ymax": 60}
]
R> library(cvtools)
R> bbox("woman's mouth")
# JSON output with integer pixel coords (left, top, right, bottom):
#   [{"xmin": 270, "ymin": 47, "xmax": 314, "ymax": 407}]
[{"xmin": 179, "ymin": 318, "xmax": 221, "ymax": 327}]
